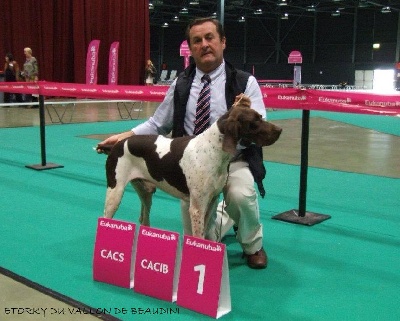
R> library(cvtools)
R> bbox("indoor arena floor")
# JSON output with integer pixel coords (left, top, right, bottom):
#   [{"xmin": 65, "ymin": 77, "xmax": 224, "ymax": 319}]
[{"xmin": 0, "ymin": 99, "xmax": 399, "ymax": 321}]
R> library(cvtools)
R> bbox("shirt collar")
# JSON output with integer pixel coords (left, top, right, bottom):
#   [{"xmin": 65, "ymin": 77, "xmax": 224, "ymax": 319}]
[{"xmin": 195, "ymin": 60, "xmax": 225, "ymax": 84}]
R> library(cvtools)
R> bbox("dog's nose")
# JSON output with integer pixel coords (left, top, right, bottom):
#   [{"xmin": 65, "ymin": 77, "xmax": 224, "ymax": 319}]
[
  {"xmin": 270, "ymin": 124, "xmax": 282, "ymax": 143},
  {"xmin": 272, "ymin": 124, "xmax": 282, "ymax": 136}
]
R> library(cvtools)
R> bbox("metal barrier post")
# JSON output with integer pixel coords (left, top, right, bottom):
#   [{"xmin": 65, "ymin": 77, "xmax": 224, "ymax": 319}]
[{"xmin": 25, "ymin": 95, "xmax": 64, "ymax": 170}]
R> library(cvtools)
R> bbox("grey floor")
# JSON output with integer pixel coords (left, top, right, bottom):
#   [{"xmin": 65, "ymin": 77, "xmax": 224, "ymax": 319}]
[{"xmin": 0, "ymin": 98, "xmax": 398, "ymax": 321}]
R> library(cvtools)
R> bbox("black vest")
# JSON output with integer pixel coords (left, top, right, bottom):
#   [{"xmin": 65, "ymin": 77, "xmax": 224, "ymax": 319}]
[{"xmin": 172, "ymin": 61, "xmax": 267, "ymax": 197}]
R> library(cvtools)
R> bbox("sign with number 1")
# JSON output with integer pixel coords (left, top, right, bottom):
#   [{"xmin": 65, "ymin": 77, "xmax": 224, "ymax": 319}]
[{"xmin": 177, "ymin": 236, "xmax": 231, "ymax": 318}]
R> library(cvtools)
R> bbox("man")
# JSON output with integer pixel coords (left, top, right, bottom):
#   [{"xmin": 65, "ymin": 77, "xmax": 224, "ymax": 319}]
[{"xmin": 98, "ymin": 17, "xmax": 268, "ymax": 269}]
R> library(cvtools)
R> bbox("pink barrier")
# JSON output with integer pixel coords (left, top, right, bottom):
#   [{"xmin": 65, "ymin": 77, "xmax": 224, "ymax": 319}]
[
  {"xmin": 1, "ymin": 81, "xmax": 399, "ymax": 116},
  {"xmin": 260, "ymin": 87, "xmax": 400, "ymax": 116},
  {"xmin": 258, "ymin": 79, "xmax": 293, "ymax": 83}
]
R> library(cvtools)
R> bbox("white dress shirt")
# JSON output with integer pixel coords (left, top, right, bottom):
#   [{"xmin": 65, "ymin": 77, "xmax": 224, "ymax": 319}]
[{"xmin": 133, "ymin": 60, "xmax": 266, "ymax": 136}]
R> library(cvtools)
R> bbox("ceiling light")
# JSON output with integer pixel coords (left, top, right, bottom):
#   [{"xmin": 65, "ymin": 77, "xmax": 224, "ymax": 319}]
[
  {"xmin": 254, "ymin": 8, "xmax": 263, "ymax": 15},
  {"xmin": 373, "ymin": 43, "xmax": 380, "ymax": 49},
  {"xmin": 172, "ymin": 15, "xmax": 179, "ymax": 22},
  {"xmin": 161, "ymin": 22, "xmax": 169, "ymax": 28},
  {"xmin": 189, "ymin": 0, "xmax": 199, "ymax": 5},
  {"xmin": 180, "ymin": 7, "xmax": 188, "ymax": 14},
  {"xmin": 149, "ymin": 3, "xmax": 154, "ymax": 10},
  {"xmin": 306, "ymin": 5, "xmax": 316, "ymax": 12},
  {"xmin": 211, "ymin": 12, "xmax": 217, "ymax": 18},
  {"xmin": 278, "ymin": 0, "xmax": 287, "ymax": 6},
  {"xmin": 331, "ymin": 9, "xmax": 340, "ymax": 16},
  {"xmin": 238, "ymin": 16, "xmax": 246, "ymax": 22},
  {"xmin": 381, "ymin": 6, "xmax": 391, "ymax": 13},
  {"xmin": 281, "ymin": 13, "xmax": 289, "ymax": 20}
]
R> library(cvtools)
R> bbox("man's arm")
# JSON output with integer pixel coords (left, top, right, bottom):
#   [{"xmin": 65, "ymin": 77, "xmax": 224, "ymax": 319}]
[
  {"xmin": 97, "ymin": 80, "xmax": 177, "ymax": 153},
  {"xmin": 132, "ymin": 80, "xmax": 176, "ymax": 135},
  {"xmin": 244, "ymin": 76, "xmax": 266, "ymax": 119}
]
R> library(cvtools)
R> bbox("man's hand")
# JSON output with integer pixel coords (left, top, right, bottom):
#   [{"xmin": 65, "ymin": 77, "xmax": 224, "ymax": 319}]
[
  {"xmin": 233, "ymin": 94, "xmax": 251, "ymax": 108},
  {"xmin": 96, "ymin": 131, "xmax": 134, "ymax": 154}
]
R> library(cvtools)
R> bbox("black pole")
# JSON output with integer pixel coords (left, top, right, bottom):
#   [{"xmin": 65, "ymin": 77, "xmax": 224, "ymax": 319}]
[
  {"xmin": 272, "ymin": 107, "xmax": 330, "ymax": 225},
  {"xmin": 39, "ymin": 95, "xmax": 47, "ymax": 166},
  {"xmin": 298, "ymin": 109, "xmax": 310, "ymax": 217},
  {"xmin": 25, "ymin": 95, "xmax": 64, "ymax": 170}
]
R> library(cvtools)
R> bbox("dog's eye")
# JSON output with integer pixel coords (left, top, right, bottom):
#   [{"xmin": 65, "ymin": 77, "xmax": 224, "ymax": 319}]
[{"xmin": 249, "ymin": 122, "xmax": 258, "ymax": 130}]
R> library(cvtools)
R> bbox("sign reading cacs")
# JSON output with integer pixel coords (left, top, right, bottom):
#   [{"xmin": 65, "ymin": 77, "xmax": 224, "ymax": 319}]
[{"xmin": 100, "ymin": 249, "xmax": 124, "ymax": 262}]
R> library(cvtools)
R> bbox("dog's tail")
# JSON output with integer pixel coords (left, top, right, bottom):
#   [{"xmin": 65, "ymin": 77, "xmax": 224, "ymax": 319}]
[{"xmin": 95, "ymin": 144, "xmax": 114, "ymax": 155}]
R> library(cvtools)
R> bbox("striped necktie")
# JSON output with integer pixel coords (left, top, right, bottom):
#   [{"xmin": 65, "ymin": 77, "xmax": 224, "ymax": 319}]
[{"xmin": 194, "ymin": 74, "xmax": 211, "ymax": 135}]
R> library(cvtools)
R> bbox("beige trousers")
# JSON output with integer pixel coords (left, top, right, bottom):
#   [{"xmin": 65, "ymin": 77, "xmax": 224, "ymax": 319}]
[{"xmin": 180, "ymin": 161, "xmax": 263, "ymax": 254}]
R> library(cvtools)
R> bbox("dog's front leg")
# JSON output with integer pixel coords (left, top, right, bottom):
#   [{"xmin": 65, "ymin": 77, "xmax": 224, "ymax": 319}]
[
  {"xmin": 188, "ymin": 193, "xmax": 212, "ymax": 238},
  {"xmin": 189, "ymin": 204, "xmax": 205, "ymax": 238}
]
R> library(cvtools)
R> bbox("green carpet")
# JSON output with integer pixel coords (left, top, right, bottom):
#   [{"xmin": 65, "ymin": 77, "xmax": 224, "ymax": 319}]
[{"xmin": 0, "ymin": 112, "xmax": 399, "ymax": 320}]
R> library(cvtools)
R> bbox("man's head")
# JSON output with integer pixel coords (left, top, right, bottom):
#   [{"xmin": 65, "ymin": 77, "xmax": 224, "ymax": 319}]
[
  {"xmin": 24, "ymin": 47, "xmax": 32, "ymax": 58},
  {"xmin": 185, "ymin": 17, "xmax": 226, "ymax": 74}
]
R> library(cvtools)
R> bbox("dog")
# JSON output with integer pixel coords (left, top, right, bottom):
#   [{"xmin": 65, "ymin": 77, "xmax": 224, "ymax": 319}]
[{"xmin": 101, "ymin": 101, "xmax": 282, "ymax": 238}]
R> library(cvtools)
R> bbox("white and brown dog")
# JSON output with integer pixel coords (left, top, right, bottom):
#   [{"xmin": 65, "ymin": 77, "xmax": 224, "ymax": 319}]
[{"xmin": 101, "ymin": 99, "xmax": 281, "ymax": 238}]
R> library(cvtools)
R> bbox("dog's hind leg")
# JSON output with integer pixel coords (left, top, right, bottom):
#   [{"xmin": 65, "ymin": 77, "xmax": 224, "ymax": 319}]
[
  {"xmin": 104, "ymin": 185, "xmax": 125, "ymax": 219},
  {"xmin": 131, "ymin": 179, "xmax": 155, "ymax": 226}
]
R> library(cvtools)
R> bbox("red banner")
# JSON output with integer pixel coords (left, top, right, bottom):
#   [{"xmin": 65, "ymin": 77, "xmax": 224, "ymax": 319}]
[
  {"xmin": 108, "ymin": 42, "xmax": 119, "ymax": 85},
  {"xmin": 1, "ymin": 81, "xmax": 399, "ymax": 116},
  {"xmin": 86, "ymin": 40, "xmax": 100, "ymax": 85}
]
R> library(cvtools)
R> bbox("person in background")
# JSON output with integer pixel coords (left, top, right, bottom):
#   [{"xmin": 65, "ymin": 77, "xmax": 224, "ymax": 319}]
[
  {"xmin": 144, "ymin": 59, "xmax": 157, "ymax": 86},
  {"xmin": 3, "ymin": 53, "xmax": 23, "ymax": 105},
  {"xmin": 98, "ymin": 17, "xmax": 269, "ymax": 269},
  {"xmin": 22, "ymin": 47, "xmax": 39, "ymax": 107}
]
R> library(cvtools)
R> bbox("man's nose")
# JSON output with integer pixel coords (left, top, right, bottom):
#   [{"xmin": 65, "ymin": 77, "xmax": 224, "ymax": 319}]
[{"xmin": 201, "ymin": 39, "xmax": 209, "ymax": 48}]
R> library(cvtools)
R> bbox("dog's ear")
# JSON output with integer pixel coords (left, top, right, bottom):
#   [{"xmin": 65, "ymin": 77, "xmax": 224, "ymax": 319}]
[
  {"xmin": 221, "ymin": 116, "xmax": 241, "ymax": 155},
  {"xmin": 222, "ymin": 134, "xmax": 238, "ymax": 155}
]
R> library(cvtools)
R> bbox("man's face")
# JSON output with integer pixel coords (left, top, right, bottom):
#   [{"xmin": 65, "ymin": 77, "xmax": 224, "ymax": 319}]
[{"xmin": 188, "ymin": 21, "xmax": 226, "ymax": 74}]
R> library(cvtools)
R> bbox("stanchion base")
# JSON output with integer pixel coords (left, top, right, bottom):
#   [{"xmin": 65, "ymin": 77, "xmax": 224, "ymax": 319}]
[
  {"xmin": 25, "ymin": 163, "xmax": 64, "ymax": 171},
  {"xmin": 272, "ymin": 209, "xmax": 331, "ymax": 226}
]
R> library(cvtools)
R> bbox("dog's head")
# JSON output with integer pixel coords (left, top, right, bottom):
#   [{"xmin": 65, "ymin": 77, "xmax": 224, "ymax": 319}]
[{"xmin": 217, "ymin": 98, "xmax": 282, "ymax": 154}]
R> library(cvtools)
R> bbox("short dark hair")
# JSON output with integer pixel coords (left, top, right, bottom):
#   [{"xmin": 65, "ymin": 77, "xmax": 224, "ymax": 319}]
[
  {"xmin": 6, "ymin": 53, "xmax": 14, "ymax": 61},
  {"xmin": 185, "ymin": 17, "xmax": 225, "ymax": 46}
]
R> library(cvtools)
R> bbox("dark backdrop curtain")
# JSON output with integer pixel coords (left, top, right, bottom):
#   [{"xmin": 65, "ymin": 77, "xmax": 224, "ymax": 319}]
[{"xmin": 2, "ymin": 0, "xmax": 149, "ymax": 85}]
